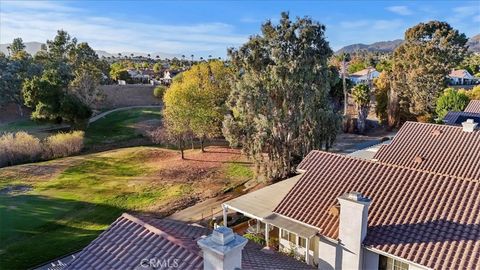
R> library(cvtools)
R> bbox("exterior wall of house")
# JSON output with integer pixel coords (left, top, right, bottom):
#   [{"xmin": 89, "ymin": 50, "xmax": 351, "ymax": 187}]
[
  {"xmin": 317, "ymin": 237, "xmax": 341, "ymax": 270},
  {"xmin": 363, "ymin": 249, "xmax": 379, "ymax": 269},
  {"xmin": 279, "ymin": 229, "xmax": 318, "ymax": 265}
]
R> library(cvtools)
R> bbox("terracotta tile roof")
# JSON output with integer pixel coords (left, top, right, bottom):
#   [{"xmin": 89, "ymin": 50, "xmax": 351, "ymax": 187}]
[
  {"xmin": 449, "ymin": 69, "xmax": 472, "ymax": 79},
  {"xmin": 465, "ymin": 100, "xmax": 480, "ymax": 113},
  {"xmin": 65, "ymin": 213, "xmax": 313, "ymax": 270},
  {"xmin": 373, "ymin": 121, "xmax": 480, "ymax": 180},
  {"xmin": 443, "ymin": 111, "xmax": 480, "ymax": 125},
  {"xmin": 274, "ymin": 150, "xmax": 480, "ymax": 270},
  {"xmin": 350, "ymin": 67, "xmax": 377, "ymax": 76}
]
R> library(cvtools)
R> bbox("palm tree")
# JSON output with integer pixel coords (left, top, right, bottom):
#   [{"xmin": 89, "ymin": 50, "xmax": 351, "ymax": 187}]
[
  {"xmin": 147, "ymin": 54, "xmax": 151, "ymax": 58},
  {"xmin": 200, "ymin": 57, "xmax": 204, "ymax": 62},
  {"xmin": 156, "ymin": 55, "xmax": 159, "ymax": 59},
  {"xmin": 118, "ymin": 53, "xmax": 122, "ymax": 57},
  {"xmin": 191, "ymin": 54, "xmax": 194, "ymax": 61},
  {"xmin": 208, "ymin": 54, "xmax": 212, "ymax": 59},
  {"xmin": 182, "ymin": 54, "xmax": 185, "ymax": 61},
  {"xmin": 130, "ymin": 53, "xmax": 134, "ymax": 58}
]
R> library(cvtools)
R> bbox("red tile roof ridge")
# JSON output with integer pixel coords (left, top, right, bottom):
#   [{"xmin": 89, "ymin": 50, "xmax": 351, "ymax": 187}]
[
  {"xmin": 303, "ymin": 149, "xmax": 478, "ymax": 183},
  {"xmin": 120, "ymin": 213, "xmax": 202, "ymax": 255}
]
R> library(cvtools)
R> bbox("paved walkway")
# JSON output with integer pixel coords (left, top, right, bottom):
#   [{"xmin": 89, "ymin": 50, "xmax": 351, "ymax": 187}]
[{"xmin": 88, "ymin": 105, "xmax": 162, "ymax": 124}]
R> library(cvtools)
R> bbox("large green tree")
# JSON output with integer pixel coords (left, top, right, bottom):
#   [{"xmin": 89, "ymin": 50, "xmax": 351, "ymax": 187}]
[
  {"xmin": 391, "ymin": 21, "xmax": 468, "ymax": 123},
  {"xmin": 22, "ymin": 30, "xmax": 101, "ymax": 127},
  {"xmin": 163, "ymin": 60, "xmax": 233, "ymax": 157},
  {"xmin": 223, "ymin": 12, "xmax": 340, "ymax": 181},
  {"xmin": 0, "ymin": 40, "xmax": 40, "ymax": 115}
]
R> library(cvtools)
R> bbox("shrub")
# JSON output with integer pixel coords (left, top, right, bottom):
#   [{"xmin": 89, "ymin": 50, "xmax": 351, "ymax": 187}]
[
  {"xmin": 243, "ymin": 233, "xmax": 266, "ymax": 246},
  {"xmin": 43, "ymin": 131, "xmax": 85, "ymax": 158},
  {"xmin": 0, "ymin": 132, "xmax": 42, "ymax": 167},
  {"xmin": 153, "ymin": 85, "xmax": 167, "ymax": 99},
  {"xmin": 435, "ymin": 88, "xmax": 470, "ymax": 119}
]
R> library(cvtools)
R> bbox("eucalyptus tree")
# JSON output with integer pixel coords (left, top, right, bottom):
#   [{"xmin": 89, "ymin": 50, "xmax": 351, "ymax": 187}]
[
  {"xmin": 391, "ymin": 21, "xmax": 468, "ymax": 122},
  {"xmin": 223, "ymin": 12, "xmax": 340, "ymax": 181}
]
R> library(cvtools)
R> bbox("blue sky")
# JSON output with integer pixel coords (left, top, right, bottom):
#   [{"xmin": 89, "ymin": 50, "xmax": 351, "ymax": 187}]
[{"xmin": 1, "ymin": 1, "xmax": 479, "ymax": 57}]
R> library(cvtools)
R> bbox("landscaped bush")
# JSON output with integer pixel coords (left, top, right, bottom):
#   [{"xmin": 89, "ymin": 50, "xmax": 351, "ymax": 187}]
[
  {"xmin": 43, "ymin": 131, "xmax": 85, "ymax": 158},
  {"xmin": 243, "ymin": 233, "xmax": 266, "ymax": 246},
  {"xmin": 0, "ymin": 131, "xmax": 85, "ymax": 167},
  {"xmin": 153, "ymin": 85, "xmax": 167, "ymax": 99},
  {"xmin": 0, "ymin": 132, "xmax": 43, "ymax": 167}
]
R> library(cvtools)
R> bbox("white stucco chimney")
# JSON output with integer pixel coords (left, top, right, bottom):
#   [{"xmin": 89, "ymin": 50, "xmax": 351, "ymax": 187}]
[
  {"xmin": 338, "ymin": 192, "xmax": 372, "ymax": 270},
  {"xmin": 197, "ymin": 226, "xmax": 248, "ymax": 270},
  {"xmin": 462, "ymin": 119, "xmax": 478, "ymax": 132}
]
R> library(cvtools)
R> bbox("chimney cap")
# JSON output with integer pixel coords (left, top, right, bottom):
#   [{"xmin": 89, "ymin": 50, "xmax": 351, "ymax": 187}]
[
  {"xmin": 462, "ymin": 119, "xmax": 478, "ymax": 132},
  {"xmin": 197, "ymin": 226, "xmax": 247, "ymax": 256},
  {"xmin": 341, "ymin": 192, "xmax": 371, "ymax": 203}
]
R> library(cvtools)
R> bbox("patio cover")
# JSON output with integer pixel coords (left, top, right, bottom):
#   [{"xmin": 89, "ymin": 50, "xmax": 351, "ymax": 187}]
[
  {"xmin": 264, "ymin": 213, "xmax": 319, "ymax": 238},
  {"xmin": 223, "ymin": 175, "xmax": 301, "ymax": 220}
]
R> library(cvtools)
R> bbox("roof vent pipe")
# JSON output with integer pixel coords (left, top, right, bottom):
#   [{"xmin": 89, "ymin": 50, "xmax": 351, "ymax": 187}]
[{"xmin": 462, "ymin": 119, "xmax": 478, "ymax": 132}]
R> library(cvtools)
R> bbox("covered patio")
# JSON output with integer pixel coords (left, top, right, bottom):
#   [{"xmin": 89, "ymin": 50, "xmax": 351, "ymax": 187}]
[{"xmin": 222, "ymin": 175, "xmax": 320, "ymax": 265}]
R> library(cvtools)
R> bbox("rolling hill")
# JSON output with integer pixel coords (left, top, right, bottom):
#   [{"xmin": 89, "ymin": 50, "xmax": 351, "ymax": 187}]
[{"xmin": 336, "ymin": 34, "xmax": 480, "ymax": 54}]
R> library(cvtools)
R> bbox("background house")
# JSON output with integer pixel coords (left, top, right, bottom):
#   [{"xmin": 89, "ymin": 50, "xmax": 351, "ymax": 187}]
[{"xmin": 348, "ymin": 67, "xmax": 380, "ymax": 85}]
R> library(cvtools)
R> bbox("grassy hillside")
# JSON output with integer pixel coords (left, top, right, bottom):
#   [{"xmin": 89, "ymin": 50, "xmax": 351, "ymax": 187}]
[
  {"xmin": 85, "ymin": 107, "xmax": 161, "ymax": 146},
  {"xmin": 0, "ymin": 146, "xmax": 251, "ymax": 269}
]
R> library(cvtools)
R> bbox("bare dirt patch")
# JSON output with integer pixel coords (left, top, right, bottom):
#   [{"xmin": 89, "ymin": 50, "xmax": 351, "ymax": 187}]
[{"xmin": 0, "ymin": 158, "xmax": 82, "ymax": 182}]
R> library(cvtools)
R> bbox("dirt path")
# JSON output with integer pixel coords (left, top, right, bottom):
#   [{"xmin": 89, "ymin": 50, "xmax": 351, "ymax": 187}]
[{"xmin": 89, "ymin": 105, "xmax": 163, "ymax": 123}]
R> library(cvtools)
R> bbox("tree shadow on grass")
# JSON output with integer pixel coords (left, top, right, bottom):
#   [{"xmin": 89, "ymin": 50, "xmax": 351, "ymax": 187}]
[
  {"xmin": 182, "ymin": 158, "xmax": 253, "ymax": 165},
  {"xmin": 0, "ymin": 194, "xmax": 128, "ymax": 270}
]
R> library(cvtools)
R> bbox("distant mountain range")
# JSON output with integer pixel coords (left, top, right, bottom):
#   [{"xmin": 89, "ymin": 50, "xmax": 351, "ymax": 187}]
[
  {"xmin": 336, "ymin": 34, "xmax": 480, "ymax": 54},
  {"xmin": 0, "ymin": 42, "xmax": 182, "ymax": 59},
  {"xmin": 1, "ymin": 35, "xmax": 479, "ymax": 58}
]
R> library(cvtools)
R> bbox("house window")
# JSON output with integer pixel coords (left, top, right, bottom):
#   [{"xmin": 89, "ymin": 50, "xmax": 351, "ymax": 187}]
[
  {"xmin": 379, "ymin": 255, "xmax": 409, "ymax": 270},
  {"xmin": 298, "ymin": 237, "xmax": 306, "ymax": 248},
  {"xmin": 281, "ymin": 229, "xmax": 289, "ymax": 240},
  {"xmin": 288, "ymin": 232, "xmax": 296, "ymax": 243}
]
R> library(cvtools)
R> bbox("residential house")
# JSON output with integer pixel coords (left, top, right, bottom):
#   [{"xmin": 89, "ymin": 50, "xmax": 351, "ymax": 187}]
[
  {"xmin": 448, "ymin": 69, "xmax": 476, "ymax": 85},
  {"xmin": 49, "ymin": 213, "xmax": 313, "ymax": 270},
  {"xmin": 348, "ymin": 67, "xmax": 380, "ymax": 85},
  {"xmin": 465, "ymin": 100, "xmax": 480, "ymax": 113},
  {"xmin": 222, "ymin": 121, "xmax": 480, "ymax": 270},
  {"xmin": 443, "ymin": 100, "xmax": 480, "ymax": 126}
]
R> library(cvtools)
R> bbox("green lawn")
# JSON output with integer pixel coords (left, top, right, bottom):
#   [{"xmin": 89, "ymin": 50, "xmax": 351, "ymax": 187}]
[
  {"xmin": 0, "ymin": 119, "xmax": 65, "ymax": 138},
  {"xmin": 0, "ymin": 146, "xmax": 251, "ymax": 270},
  {"xmin": 0, "ymin": 147, "xmax": 191, "ymax": 269},
  {"xmin": 85, "ymin": 107, "xmax": 162, "ymax": 146}
]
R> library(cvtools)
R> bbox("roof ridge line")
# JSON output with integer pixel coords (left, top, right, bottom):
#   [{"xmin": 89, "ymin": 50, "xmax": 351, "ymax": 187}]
[
  {"xmin": 121, "ymin": 213, "xmax": 203, "ymax": 255},
  {"xmin": 308, "ymin": 150, "xmax": 478, "ymax": 182}
]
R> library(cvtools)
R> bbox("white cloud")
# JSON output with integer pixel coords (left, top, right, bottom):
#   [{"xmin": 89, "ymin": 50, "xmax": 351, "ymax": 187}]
[
  {"xmin": 0, "ymin": 1, "xmax": 248, "ymax": 57},
  {"xmin": 339, "ymin": 19, "xmax": 403, "ymax": 30},
  {"xmin": 387, "ymin": 6, "xmax": 413, "ymax": 16}
]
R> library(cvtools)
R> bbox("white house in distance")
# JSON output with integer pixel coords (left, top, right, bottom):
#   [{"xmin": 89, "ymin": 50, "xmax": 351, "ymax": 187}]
[
  {"xmin": 222, "ymin": 121, "xmax": 480, "ymax": 270},
  {"xmin": 448, "ymin": 69, "xmax": 476, "ymax": 85},
  {"xmin": 348, "ymin": 67, "xmax": 380, "ymax": 84}
]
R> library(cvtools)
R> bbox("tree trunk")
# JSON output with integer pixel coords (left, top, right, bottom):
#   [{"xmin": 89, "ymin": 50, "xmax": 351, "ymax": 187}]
[
  {"xmin": 387, "ymin": 86, "xmax": 399, "ymax": 130},
  {"xmin": 16, "ymin": 103, "xmax": 24, "ymax": 117},
  {"xmin": 342, "ymin": 60, "xmax": 348, "ymax": 116},
  {"xmin": 357, "ymin": 106, "xmax": 368, "ymax": 134},
  {"xmin": 179, "ymin": 139, "xmax": 185, "ymax": 160},
  {"xmin": 200, "ymin": 137, "xmax": 205, "ymax": 152}
]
